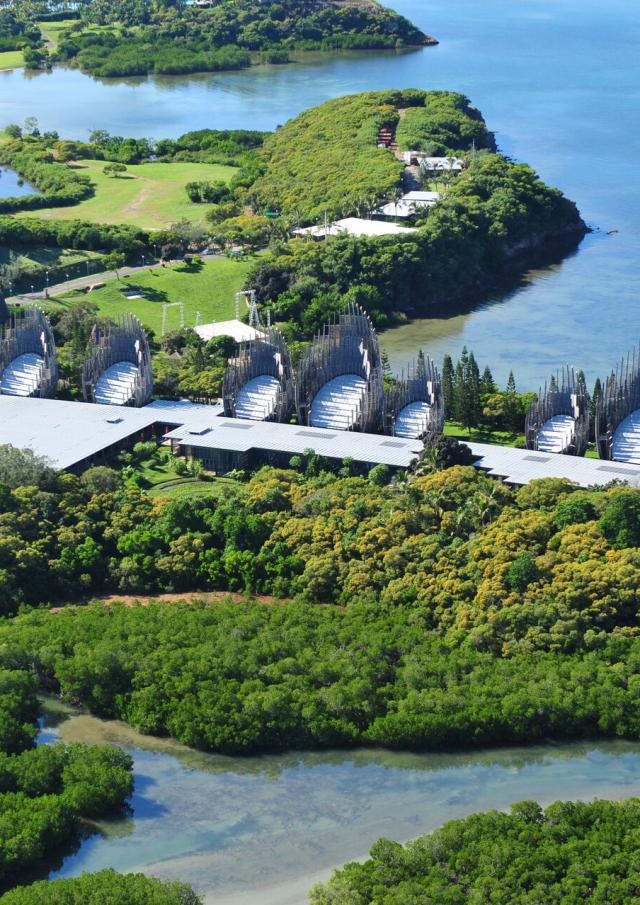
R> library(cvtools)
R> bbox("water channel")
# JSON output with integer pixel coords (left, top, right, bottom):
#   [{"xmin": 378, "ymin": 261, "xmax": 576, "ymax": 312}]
[
  {"xmin": 39, "ymin": 703, "xmax": 640, "ymax": 905},
  {"xmin": 1, "ymin": 0, "xmax": 639, "ymax": 385}
]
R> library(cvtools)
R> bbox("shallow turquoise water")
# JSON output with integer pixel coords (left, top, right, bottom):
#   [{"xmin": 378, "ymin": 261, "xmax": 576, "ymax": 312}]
[
  {"xmin": 41, "ymin": 709, "xmax": 640, "ymax": 905},
  {"xmin": 1, "ymin": 0, "xmax": 639, "ymax": 386}
]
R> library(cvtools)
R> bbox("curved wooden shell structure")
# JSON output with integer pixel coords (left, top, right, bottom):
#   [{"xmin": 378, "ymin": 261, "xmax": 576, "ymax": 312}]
[
  {"xmin": 295, "ymin": 304, "xmax": 384, "ymax": 433},
  {"xmin": 223, "ymin": 326, "xmax": 293, "ymax": 422},
  {"xmin": 83, "ymin": 314, "xmax": 153, "ymax": 408},
  {"xmin": 525, "ymin": 366, "xmax": 589, "ymax": 456},
  {"xmin": 0, "ymin": 307, "xmax": 58, "ymax": 398}
]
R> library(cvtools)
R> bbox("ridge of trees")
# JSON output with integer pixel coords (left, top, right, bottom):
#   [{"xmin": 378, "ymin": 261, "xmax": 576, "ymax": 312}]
[
  {"xmin": 2, "ymin": 454, "xmax": 640, "ymax": 655},
  {"xmin": 5, "ymin": 598, "xmax": 640, "ymax": 755},
  {"xmin": 310, "ymin": 797, "xmax": 640, "ymax": 905},
  {"xmin": 51, "ymin": 0, "xmax": 431, "ymax": 78}
]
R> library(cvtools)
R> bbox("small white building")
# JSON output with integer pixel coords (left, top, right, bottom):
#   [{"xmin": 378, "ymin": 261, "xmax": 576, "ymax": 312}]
[
  {"xmin": 294, "ymin": 217, "xmax": 417, "ymax": 240},
  {"xmin": 402, "ymin": 152, "xmax": 465, "ymax": 173},
  {"xmin": 377, "ymin": 191, "xmax": 442, "ymax": 220},
  {"xmin": 195, "ymin": 320, "xmax": 264, "ymax": 343}
]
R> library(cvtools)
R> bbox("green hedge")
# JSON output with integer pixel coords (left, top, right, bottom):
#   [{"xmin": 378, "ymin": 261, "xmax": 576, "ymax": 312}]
[{"xmin": 0, "ymin": 145, "xmax": 93, "ymax": 214}]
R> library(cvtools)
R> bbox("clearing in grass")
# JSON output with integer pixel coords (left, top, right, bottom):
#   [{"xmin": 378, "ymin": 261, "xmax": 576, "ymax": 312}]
[
  {"xmin": 50, "ymin": 257, "xmax": 252, "ymax": 335},
  {"xmin": 16, "ymin": 159, "xmax": 238, "ymax": 229}
]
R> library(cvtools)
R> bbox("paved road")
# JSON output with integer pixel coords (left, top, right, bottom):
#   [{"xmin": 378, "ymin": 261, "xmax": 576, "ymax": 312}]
[{"xmin": 7, "ymin": 253, "xmax": 226, "ymax": 305}]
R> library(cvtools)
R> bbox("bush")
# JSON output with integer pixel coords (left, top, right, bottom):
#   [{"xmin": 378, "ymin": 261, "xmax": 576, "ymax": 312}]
[
  {"xmin": 599, "ymin": 492, "xmax": 640, "ymax": 548},
  {"xmin": 0, "ymin": 870, "xmax": 202, "ymax": 904}
]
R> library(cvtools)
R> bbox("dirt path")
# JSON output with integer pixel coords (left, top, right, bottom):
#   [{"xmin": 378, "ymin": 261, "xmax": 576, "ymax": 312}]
[
  {"xmin": 50, "ymin": 591, "xmax": 286, "ymax": 613},
  {"xmin": 122, "ymin": 181, "xmax": 154, "ymax": 218}
]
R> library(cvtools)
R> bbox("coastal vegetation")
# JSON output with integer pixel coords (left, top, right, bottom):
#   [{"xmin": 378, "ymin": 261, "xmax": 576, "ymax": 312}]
[
  {"xmin": 0, "ymin": 667, "xmax": 133, "ymax": 889},
  {"xmin": 0, "ymin": 872, "xmax": 201, "ymax": 903},
  {"xmin": 248, "ymin": 90, "xmax": 494, "ymax": 222},
  {"xmin": 241, "ymin": 90, "xmax": 585, "ymax": 335},
  {"xmin": 53, "ymin": 0, "xmax": 432, "ymax": 78},
  {"xmin": 1, "ymin": 92, "xmax": 585, "ymax": 339},
  {"xmin": 311, "ymin": 798, "xmax": 640, "ymax": 904},
  {"xmin": 2, "ymin": 445, "xmax": 640, "ymax": 754}
]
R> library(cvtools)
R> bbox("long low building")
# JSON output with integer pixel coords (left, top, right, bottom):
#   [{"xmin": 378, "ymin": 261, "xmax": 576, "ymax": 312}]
[
  {"xmin": 467, "ymin": 442, "xmax": 640, "ymax": 489},
  {"xmin": 0, "ymin": 396, "xmax": 422, "ymax": 472},
  {"xmin": 3, "ymin": 395, "xmax": 640, "ymax": 487},
  {"xmin": 164, "ymin": 417, "xmax": 424, "ymax": 471},
  {"xmin": 0, "ymin": 397, "xmax": 223, "ymax": 471},
  {"xmin": 294, "ymin": 217, "xmax": 417, "ymax": 239}
]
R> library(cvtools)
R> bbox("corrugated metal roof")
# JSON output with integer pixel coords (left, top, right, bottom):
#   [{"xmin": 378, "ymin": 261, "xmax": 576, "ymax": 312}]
[
  {"xmin": 467, "ymin": 442, "xmax": 640, "ymax": 488},
  {"xmin": 0, "ymin": 396, "xmax": 158, "ymax": 469},
  {"xmin": 168, "ymin": 417, "xmax": 424, "ymax": 467},
  {"xmin": 4, "ymin": 396, "xmax": 640, "ymax": 484}
]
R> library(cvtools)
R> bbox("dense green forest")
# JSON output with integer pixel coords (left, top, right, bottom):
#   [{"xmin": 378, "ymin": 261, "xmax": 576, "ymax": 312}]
[
  {"xmin": 248, "ymin": 152, "xmax": 585, "ymax": 335},
  {"xmin": 249, "ymin": 89, "xmax": 494, "ymax": 222},
  {"xmin": 310, "ymin": 798, "xmax": 640, "ymax": 904},
  {"xmin": 2, "ymin": 455, "xmax": 640, "ymax": 656},
  {"xmin": 0, "ymin": 666, "xmax": 132, "ymax": 889},
  {"xmin": 53, "ymin": 0, "xmax": 432, "ymax": 77},
  {"xmin": 2, "ymin": 451, "xmax": 640, "ymax": 753},
  {"xmin": 4, "ymin": 596, "xmax": 640, "ymax": 755},
  {"xmin": 395, "ymin": 92, "xmax": 495, "ymax": 154},
  {"xmin": 0, "ymin": 9, "xmax": 40, "ymax": 53},
  {"xmin": 0, "ymin": 871, "xmax": 201, "ymax": 904},
  {"xmin": 242, "ymin": 89, "xmax": 585, "ymax": 335}
]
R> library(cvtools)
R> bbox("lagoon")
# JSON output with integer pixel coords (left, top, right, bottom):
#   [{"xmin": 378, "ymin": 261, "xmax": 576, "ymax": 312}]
[
  {"xmin": 0, "ymin": 165, "xmax": 37, "ymax": 197},
  {"xmin": 39, "ymin": 704, "xmax": 640, "ymax": 905},
  {"xmin": 1, "ymin": 0, "xmax": 639, "ymax": 386}
]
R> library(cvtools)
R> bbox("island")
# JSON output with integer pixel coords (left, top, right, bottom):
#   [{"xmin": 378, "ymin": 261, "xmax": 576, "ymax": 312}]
[{"xmin": 0, "ymin": 0, "xmax": 434, "ymax": 76}]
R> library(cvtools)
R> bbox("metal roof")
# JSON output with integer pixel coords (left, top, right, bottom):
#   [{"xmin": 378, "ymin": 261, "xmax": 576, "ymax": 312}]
[
  {"xmin": 468, "ymin": 442, "xmax": 640, "ymax": 488},
  {"xmin": 4, "ymin": 395, "xmax": 640, "ymax": 483},
  {"xmin": 167, "ymin": 417, "xmax": 424, "ymax": 467},
  {"xmin": 295, "ymin": 218, "xmax": 417, "ymax": 238},
  {"xmin": 0, "ymin": 396, "xmax": 158, "ymax": 469},
  {"xmin": 377, "ymin": 191, "xmax": 442, "ymax": 219}
]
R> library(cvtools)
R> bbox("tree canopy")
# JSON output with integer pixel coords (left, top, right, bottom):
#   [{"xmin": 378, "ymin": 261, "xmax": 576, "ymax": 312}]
[{"xmin": 311, "ymin": 798, "xmax": 640, "ymax": 905}]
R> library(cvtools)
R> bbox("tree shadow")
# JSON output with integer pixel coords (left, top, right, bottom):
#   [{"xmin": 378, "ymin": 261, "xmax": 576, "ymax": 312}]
[{"xmin": 120, "ymin": 283, "xmax": 169, "ymax": 304}]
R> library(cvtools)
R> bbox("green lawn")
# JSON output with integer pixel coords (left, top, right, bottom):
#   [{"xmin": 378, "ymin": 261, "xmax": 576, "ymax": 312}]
[
  {"xmin": 50, "ymin": 257, "xmax": 252, "ymax": 335},
  {"xmin": 135, "ymin": 450, "xmax": 243, "ymax": 499},
  {"xmin": 0, "ymin": 49, "xmax": 23, "ymax": 70},
  {"xmin": 37, "ymin": 19, "xmax": 79, "ymax": 50},
  {"xmin": 444, "ymin": 421, "xmax": 525, "ymax": 447},
  {"xmin": 17, "ymin": 159, "xmax": 238, "ymax": 230},
  {"xmin": 149, "ymin": 477, "xmax": 242, "ymax": 500}
]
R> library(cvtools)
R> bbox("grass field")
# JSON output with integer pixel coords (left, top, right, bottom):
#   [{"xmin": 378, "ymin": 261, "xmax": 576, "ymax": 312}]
[
  {"xmin": 51, "ymin": 257, "xmax": 252, "ymax": 335},
  {"xmin": 444, "ymin": 421, "xmax": 525, "ymax": 447},
  {"xmin": 0, "ymin": 49, "xmax": 23, "ymax": 70},
  {"xmin": 18, "ymin": 159, "xmax": 238, "ymax": 230},
  {"xmin": 37, "ymin": 19, "xmax": 78, "ymax": 50}
]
